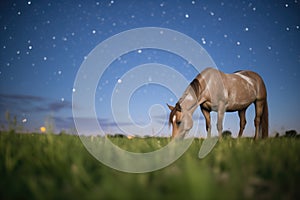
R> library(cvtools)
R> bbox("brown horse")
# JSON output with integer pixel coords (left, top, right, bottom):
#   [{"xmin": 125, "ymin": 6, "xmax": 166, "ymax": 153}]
[{"xmin": 168, "ymin": 68, "xmax": 268, "ymax": 140}]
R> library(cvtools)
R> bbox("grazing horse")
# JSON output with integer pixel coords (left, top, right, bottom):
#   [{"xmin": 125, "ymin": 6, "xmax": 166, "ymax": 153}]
[{"xmin": 168, "ymin": 68, "xmax": 268, "ymax": 140}]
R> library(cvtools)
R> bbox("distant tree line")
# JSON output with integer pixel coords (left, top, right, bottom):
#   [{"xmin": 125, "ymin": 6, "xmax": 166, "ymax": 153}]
[
  {"xmin": 284, "ymin": 130, "xmax": 298, "ymax": 137},
  {"xmin": 221, "ymin": 130, "xmax": 300, "ymax": 138}
]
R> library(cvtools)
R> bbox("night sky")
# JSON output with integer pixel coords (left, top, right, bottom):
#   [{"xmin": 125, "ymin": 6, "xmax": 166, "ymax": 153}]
[{"xmin": 0, "ymin": 1, "xmax": 299, "ymax": 137}]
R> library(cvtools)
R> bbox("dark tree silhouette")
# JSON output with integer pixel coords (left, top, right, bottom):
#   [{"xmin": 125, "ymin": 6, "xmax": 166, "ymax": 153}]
[
  {"xmin": 285, "ymin": 130, "xmax": 297, "ymax": 137},
  {"xmin": 222, "ymin": 130, "xmax": 232, "ymax": 138}
]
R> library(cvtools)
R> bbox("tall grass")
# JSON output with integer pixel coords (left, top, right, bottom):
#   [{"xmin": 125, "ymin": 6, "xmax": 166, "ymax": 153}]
[{"xmin": 0, "ymin": 132, "xmax": 299, "ymax": 199}]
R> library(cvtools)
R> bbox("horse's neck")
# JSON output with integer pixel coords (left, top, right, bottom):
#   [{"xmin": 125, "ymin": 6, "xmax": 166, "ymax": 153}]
[{"xmin": 179, "ymin": 87, "xmax": 199, "ymax": 113}]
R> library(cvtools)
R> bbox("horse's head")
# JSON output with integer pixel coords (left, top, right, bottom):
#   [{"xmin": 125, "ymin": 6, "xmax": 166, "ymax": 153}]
[{"xmin": 167, "ymin": 102, "xmax": 193, "ymax": 139}]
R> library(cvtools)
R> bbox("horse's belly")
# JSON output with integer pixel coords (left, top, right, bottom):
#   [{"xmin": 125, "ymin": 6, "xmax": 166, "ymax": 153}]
[
  {"xmin": 226, "ymin": 100, "xmax": 254, "ymax": 111},
  {"xmin": 201, "ymin": 101, "xmax": 218, "ymax": 111}
]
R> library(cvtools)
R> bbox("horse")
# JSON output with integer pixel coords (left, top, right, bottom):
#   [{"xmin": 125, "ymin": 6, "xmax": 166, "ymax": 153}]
[{"xmin": 167, "ymin": 68, "xmax": 268, "ymax": 140}]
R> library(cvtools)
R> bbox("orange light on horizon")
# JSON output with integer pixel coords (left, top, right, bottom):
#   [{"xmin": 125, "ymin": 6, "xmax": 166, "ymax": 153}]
[{"xmin": 40, "ymin": 126, "xmax": 46, "ymax": 133}]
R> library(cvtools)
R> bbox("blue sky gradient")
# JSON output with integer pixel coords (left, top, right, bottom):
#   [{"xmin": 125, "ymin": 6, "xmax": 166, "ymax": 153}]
[{"xmin": 0, "ymin": 1, "xmax": 299, "ymax": 136}]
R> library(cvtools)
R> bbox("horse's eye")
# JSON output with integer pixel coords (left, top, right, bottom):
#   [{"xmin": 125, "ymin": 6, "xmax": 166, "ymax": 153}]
[{"xmin": 176, "ymin": 121, "xmax": 181, "ymax": 126}]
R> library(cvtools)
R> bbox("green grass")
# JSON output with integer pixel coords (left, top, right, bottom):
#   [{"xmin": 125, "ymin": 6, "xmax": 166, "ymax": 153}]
[{"xmin": 0, "ymin": 132, "xmax": 299, "ymax": 200}]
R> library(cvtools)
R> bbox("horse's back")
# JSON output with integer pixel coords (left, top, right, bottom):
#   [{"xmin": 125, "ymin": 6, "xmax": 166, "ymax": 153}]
[
  {"xmin": 196, "ymin": 68, "xmax": 267, "ymax": 100},
  {"xmin": 233, "ymin": 70, "xmax": 267, "ymax": 99},
  {"xmin": 234, "ymin": 70, "xmax": 263, "ymax": 82}
]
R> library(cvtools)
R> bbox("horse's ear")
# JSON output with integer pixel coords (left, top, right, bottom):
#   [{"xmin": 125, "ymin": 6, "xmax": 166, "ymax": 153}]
[{"xmin": 167, "ymin": 103, "xmax": 174, "ymax": 111}]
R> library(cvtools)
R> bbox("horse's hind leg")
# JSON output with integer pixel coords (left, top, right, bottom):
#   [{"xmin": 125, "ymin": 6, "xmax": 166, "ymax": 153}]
[
  {"xmin": 254, "ymin": 100, "xmax": 264, "ymax": 140},
  {"xmin": 238, "ymin": 109, "xmax": 247, "ymax": 137}
]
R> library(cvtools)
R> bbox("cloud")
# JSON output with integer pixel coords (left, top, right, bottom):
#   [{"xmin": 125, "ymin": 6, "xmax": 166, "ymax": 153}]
[
  {"xmin": 0, "ymin": 93, "xmax": 71, "ymax": 114},
  {"xmin": 0, "ymin": 94, "xmax": 45, "ymax": 101},
  {"xmin": 74, "ymin": 117, "xmax": 133, "ymax": 129},
  {"xmin": 49, "ymin": 101, "xmax": 71, "ymax": 111},
  {"xmin": 53, "ymin": 116, "xmax": 135, "ymax": 135},
  {"xmin": 34, "ymin": 101, "xmax": 72, "ymax": 112},
  {"xmin": 151, "ymin": 113, "xmax": 204, "ymax": 124},
  {"xmin": 0, "ymin": 93, "xmax": 74, "ymax": 132},
  {"xmin": 0, "ymin": 93, "xmax": 167, "ymax": 134},
  {"xmin": 0, "ymin": 94, "xmax": 203, "ymax": 135}
]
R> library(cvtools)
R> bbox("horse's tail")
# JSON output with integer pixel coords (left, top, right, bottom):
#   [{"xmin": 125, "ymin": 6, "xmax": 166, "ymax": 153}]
[{"xmin": 261, "ymin": 99, "xmax": 269, "ymax": 138}]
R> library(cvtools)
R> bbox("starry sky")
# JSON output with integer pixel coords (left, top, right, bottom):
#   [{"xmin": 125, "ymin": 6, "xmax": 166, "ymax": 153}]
[{"xmin": 0, "ymin": 0, "xmax": 299, "ymax": 137}]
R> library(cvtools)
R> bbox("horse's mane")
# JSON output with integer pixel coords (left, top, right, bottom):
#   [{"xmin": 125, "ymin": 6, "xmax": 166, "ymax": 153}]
[
  {"xmin": 169, "ymin": 78, "xmax": 201, "ymax": 126},
  {"xmin": 189, "ymin": 78, "xmax": 201, "ymax": 99},
  {"xmin": 234, "ymin": 70, "xmax": 243, "ymax": 73},
  {"xmin": 169, "ymin": 102, "xmax": 181, "ymax": 126}
]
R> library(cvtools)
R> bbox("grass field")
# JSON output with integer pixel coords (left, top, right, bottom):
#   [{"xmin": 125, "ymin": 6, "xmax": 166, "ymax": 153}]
[{"xmin": 0, "ymin": 132, "xmax": 299, "ymax": 200}]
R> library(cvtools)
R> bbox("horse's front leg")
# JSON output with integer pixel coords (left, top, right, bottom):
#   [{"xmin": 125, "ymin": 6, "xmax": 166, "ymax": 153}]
[
  {"xmin": 217, "ymin": 103, "xmax": 225, "ymax": 138},
  {"xmin": 201, "ymin": 107, "xmax": 211, "ymax": 138}
]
